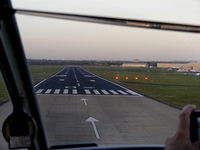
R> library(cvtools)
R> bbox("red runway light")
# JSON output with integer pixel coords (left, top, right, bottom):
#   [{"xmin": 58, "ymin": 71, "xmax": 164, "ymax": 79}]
[
  {"xmin": 125, "ymin": 76, "xmax": 129, "ymax": 80},
  {"xmin": 144, "ymin": 77, "xmax": 149, "ymax": 80},
  {"xmin": 135, "ymin": 77, "xmax": 139, "ymax": 80},
  {"xmin": 115, "ymin": 76, "xmax": 119, "ymax": 80}
]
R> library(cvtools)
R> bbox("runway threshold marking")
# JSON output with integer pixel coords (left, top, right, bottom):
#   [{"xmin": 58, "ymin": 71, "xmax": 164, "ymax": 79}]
[
  {"xmin": 80, "ymin": 98, "xmax": 88, "ymax": 106},
  {"xmin": 126, "ymin": 90, "xmax": 141, "ymax": 96},
  {"xmin": 36, "ymin": 89, "xmax": 43, "ymax": 94},
  {"xmin": 54, "ymin": 89, "xmax": 60, "ymax": 94},
  {"xmin": 45, "ymin": 89, "xmax": 52, "ymax": 94},
  {"xmin": 72, "ymin": 89, "xmax": 78, "ymax": 94},
  {"xmin": 86, "ymin": 117, "xmax": 100, "ymax": 139},
  {"xmin": 109, "ymin": 90, "xmax": 119, "ymax": 95},
  {"xmin": 101, "ymin": 90, "xmax": 110, "ymax": 95},
  {"xmin": 84, "ymin": 89, "xmax": 91, "ymax": 94},
  {"xmin": 63, "ymin": 89, "xmax": 68, "ymax": 94},
  {"xmin": 117, "ymin": 90, "xmax": 128, "ymax": 95},
  {"xmin": 93, "ymin": 90, "xmax": 100, "ymax": 95}
]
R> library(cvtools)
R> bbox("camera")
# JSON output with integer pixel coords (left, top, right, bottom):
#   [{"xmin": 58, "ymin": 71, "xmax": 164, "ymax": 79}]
[{"xmin": 190, "ymin": 110, "xmax": 200, "ymax": 142}]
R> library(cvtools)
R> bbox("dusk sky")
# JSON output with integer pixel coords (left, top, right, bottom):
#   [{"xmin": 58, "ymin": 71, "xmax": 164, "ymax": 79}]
[{"xmin": 13, "ymin": 0, "xmax": 200, "ymax": 61}]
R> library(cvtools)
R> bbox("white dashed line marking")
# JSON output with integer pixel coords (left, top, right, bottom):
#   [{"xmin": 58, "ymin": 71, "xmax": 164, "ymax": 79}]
[
  {"xmin": 36, "ymin": 89, "xmax": 43, "ymax": 94},
  {"xmin": 54, "ymin": 89, "xmax": 60, "ymax": 94},
  {"xmin": 59, "ymin": 79, "xmax": 64, "ymax": 81},
  {"xmin": 90, "ymin": 80, "xmax": 95, "ymax": 82},
  {"xmin": 109, "ymin": 90, "xmax": 119, "ymax": 95},
  {"xmin": 45, "ymin": 89, "xmax": 52, "ymax": 94},
  {"xmin": 101, "ymin": 90, "xmax": 110, "ymax": 95}
]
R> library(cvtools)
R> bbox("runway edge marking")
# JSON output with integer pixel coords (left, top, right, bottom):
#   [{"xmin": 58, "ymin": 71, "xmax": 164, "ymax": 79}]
[{"xmin": 34, "ymin": 67, "xmax": 66, "ymax": 88}]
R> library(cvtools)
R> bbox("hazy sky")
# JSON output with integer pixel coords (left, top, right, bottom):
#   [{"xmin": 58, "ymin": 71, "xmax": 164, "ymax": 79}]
[{"xmin": 13, "ymin": 0, "xmax": 200, "ymax": 61}]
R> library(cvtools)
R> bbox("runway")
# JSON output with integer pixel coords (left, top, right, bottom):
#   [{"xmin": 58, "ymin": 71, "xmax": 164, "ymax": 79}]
[
  {"xmin": 34, "ymin": 67, "xmax": 141, "ymax": 96},
  {"xmin": 0, "ymin": 66, "xmax": 180, "ymax": 149}
]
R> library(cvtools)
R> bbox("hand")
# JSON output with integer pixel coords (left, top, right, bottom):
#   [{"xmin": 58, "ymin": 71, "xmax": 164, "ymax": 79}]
[{"xmin": 165, "ymin": 104, "xmax": 200, "ymax": 150}]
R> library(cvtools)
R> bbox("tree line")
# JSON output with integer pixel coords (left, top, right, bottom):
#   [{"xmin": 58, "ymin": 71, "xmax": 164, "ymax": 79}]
[{"xmin": 27, "ymin": 59, "xmax": 126, "ymax": 66}]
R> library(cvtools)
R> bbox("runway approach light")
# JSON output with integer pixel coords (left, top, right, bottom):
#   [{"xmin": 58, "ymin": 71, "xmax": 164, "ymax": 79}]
[
  {"xmin": 125, "ymin": 76, "xmax": 129, "ymax": 80},
  {"xmin": 135, "ymin": 77, "xmax": 139, "ymax": 80},
  {"xmin": 144, "ymin": 77, "xmax": 149, "ymax": 80}
]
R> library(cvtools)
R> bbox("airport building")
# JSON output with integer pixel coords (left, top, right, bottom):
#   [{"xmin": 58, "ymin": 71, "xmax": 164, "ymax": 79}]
[
  {"xmin": 121, "ymin": 61, "xmax": 200, "ymax": 71},
  {"xmin": 157, "ymin": 63, "xmax": 185, "ymax": 69},
  {"xmin": 121, "ymin": 62, "xmax": 147, "ymax": 67}
]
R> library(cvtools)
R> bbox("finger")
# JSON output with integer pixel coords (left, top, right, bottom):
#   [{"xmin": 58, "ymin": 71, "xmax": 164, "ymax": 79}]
[
  {"xmin": 178, "ymin": 105, "xmax": 196, "ymax": 131},
  {"xmin": 176, "ymin": 105, "xmax": 196, "ymax": 137}
]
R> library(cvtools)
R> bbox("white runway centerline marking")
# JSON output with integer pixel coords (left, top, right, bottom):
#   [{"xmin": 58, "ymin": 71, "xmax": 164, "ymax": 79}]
[
  {"xmin": 59, "ymin": 79, "xmax": 64, "ymax": 81},
  {"xmin": 73, "ymin": 68, "xmax": 79, "ymax": 83},
  {"xmin": 45, "ymin": 89, "xmax": 52, "ymax": 94},
  {"xmin": 54, "ymin": 89, "xmax": 60, "ymax": 94},
  {"xmin": 109, "ymin": 90, "xmax": 119, "ymax": 95},
  {"xmin": 90, "ymin": 80, "xmax": 95, "ymax": 82},
  {"xmin": 86, "ymin": 117, "xmax": 100, "ymax": 139},
  {"xmin": 36, "ymin": 89, "xmax": 43, "ymax": 94},
  {"xmin": 101, "ymin": 90, "xmax": 110, "ymax": 95},
  {"xmin": 72, "ymin": 89, "xmax": 78, "ymax": 94},
  {"xmin": 117, "ymin": 90, "xmax": 128, "ymax": 95},
  {"xmin": 63, "ymin": 89, "xmax": 68, "ymax": 94},
  {"xmin": 85, "ymin": 89, "xmax": 91, "ymax": 94}
]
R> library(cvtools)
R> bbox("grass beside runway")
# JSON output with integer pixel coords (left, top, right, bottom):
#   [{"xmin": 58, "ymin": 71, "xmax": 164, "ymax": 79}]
[
  {"xmin": 0, "ymin": 65, "xmax": 64, "ymax": 102},
  {"xmin": 83, "ymin": 66, "xmax": 200, "ymax": 108},
  {"xmin": 30, "ymin": 65, "xmax": 64, "ymax": 83}
]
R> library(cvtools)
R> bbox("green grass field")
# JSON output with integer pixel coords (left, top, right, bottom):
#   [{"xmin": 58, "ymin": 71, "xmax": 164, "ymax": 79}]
[
  {"xmin": 0, "ymin": 65, "xmax": 64, "ymax": 102},
  {"xmin": 83, "ymin": 66, "xmax": 200, "ymax": 108}
]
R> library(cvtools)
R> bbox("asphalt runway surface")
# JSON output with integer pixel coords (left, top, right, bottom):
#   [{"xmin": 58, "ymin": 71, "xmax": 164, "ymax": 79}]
[
  {"xmin": 34, "ymin": 67, "xmax": 141, "ymax": 96},
  {"xmin": 0, "ymin": 66, "xmax": 180, "ymax": 149}
]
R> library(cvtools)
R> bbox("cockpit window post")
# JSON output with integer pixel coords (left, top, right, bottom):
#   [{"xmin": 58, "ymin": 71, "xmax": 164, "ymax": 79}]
[{"xmin": 0, "ymin": 0, "xmax": 48, "ymax": 149}]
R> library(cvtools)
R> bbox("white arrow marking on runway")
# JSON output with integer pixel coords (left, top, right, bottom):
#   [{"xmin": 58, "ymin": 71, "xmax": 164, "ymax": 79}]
[
  {"xmin": 80, "ymin": 98, "xmax": 88, "ymax": 106},
  {"xmin": 86, "ymin": 117, "xmax": 100, "ymax": 139}
]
